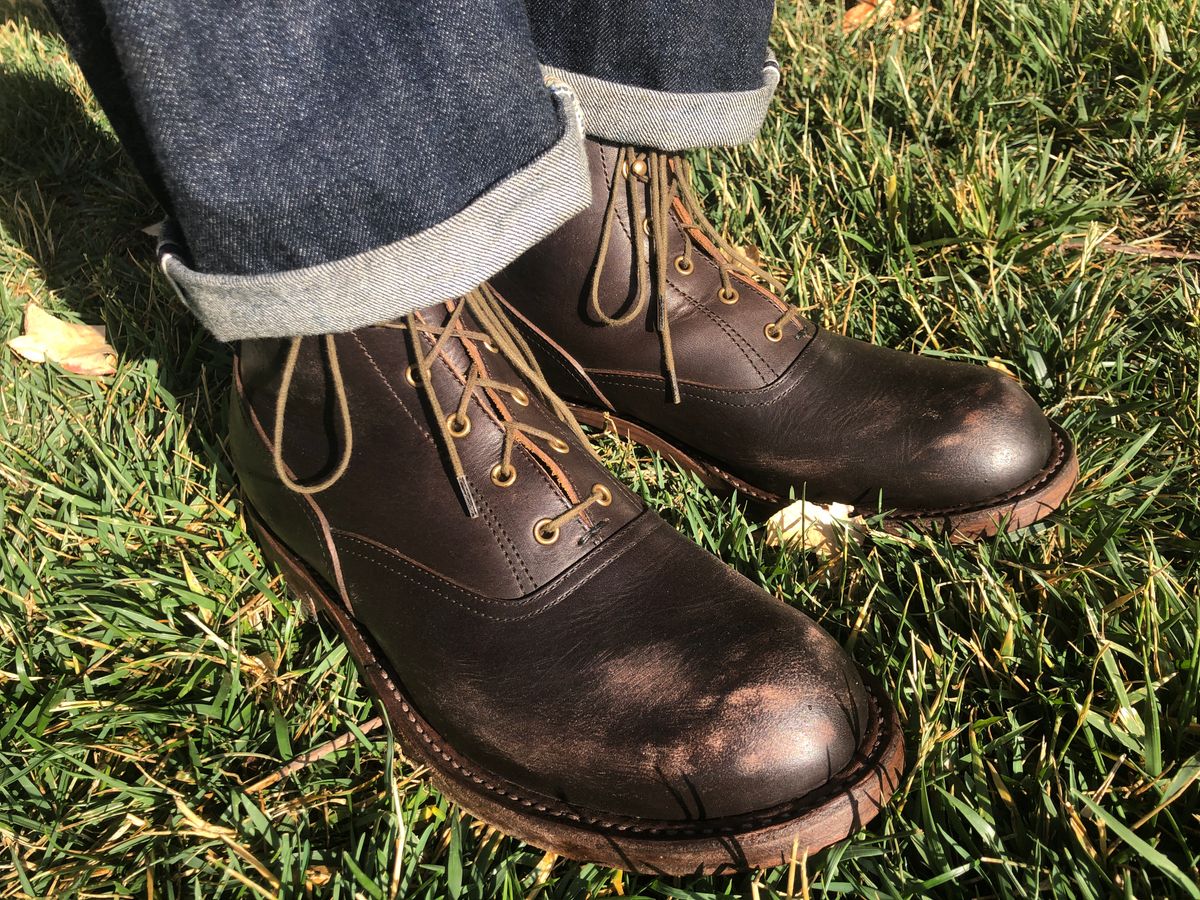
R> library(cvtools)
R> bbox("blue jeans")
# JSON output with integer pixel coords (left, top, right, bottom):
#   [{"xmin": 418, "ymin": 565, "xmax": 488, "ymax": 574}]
[{"xmin": 48, "ymin": 0, "xmax": 778, "ymax": 340}]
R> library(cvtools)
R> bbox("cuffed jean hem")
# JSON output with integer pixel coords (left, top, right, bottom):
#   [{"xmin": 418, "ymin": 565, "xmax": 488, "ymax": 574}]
[
  {"xmin": 540, "ymin": 61, "xmax": 780, "ymax": 152},
  {"xmin": 158, "ymin": 87, "xmax": 591, "ymax": 342}
]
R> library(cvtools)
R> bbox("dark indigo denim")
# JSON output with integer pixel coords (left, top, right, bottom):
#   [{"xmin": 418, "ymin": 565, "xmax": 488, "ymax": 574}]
[
  {"xmin": 527, "ymin": 0, "xmax": 776, "ymax": 94},
  {"xmin": 48, "ymin": 0, "xmax": 775, "ymax": 279},
  {"xmin": 49, "ymin": 0, "xmax": 564, "ymax": 277}
]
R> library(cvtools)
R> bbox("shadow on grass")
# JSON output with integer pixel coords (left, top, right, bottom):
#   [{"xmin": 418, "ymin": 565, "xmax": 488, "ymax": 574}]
[
  {"xmin": 0, "ymin": 62, "xmax": 234, "ymax": 453},
  {"xmin": 0, "ymin": 63, "xmax": 225, "ymax": 363}
]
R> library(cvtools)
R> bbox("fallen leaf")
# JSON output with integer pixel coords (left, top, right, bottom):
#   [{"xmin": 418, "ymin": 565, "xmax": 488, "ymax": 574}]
[
  {"xmin": 765, "ymin": 499, "xmax": 864, "ymax": 554},
  {"xmin": 843, "ymin": 0, "xmax": 892, "ymax": 33},
  {"xmin": 741, "ymin": 243, "xmax": 764, "ymax": 266},
  {"xmin": 7, "ymin": 303, "xmax": 117, "ymax": 376},
  {"xmin": 843, "ymin": 1, "xmax": 925, "ymax": 34},
  {"xmin": 896, "ymin": 8, "xmax": 924, "ymax": 31},
  {"xmin": 987, "ymin": 357, "xmax": 1017, "ymax": 378}
]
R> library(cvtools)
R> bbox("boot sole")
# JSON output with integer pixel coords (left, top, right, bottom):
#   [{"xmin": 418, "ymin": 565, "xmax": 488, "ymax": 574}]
[
  {"xmin": 567, "ymin": 403, "xmax": 1079, "ymax": 541},
  {"xmin": 247, "ymin": 509, "xmax": 906, "ymax": 875}
]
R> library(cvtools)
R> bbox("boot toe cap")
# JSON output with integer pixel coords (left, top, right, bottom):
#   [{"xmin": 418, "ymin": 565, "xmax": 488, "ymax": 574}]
[
  {"xmin": 668, "ymin": 629, "xmax": 875, "ymax": 819},
  {"xmin": 911, "ymin": 368, "xmax": 1055, "ymax": 509},
  {"xmin": 541, "ymin": 550, "xmax": 879, "ymax": 821}
]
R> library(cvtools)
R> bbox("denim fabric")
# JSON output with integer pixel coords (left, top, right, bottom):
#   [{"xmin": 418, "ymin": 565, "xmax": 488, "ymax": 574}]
[
  {"xmin": 158, "ymin": 87, "xmax": 592, "ymax": 341},
  {"xmin": 543, "ymin": 61, "xmax": 779, "ymax": 151},
  {"xmin": 48, "ymin": 0, "xmax": 778, "ymax": 339},
  {"xmin": 527, "ymin": 0, "xmax": 777, "ymax": 94},
  {"xmin": 51, "ymin": 0, "xmax": 565, "ymax": 278}
]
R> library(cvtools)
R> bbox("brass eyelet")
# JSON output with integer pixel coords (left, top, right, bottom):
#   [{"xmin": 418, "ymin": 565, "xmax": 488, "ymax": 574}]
[
  {"xmin": 674, "ymin": 256, "xmax": 694, "ymax": 275},
  {"xmin": 446, "ymin": 413, "xmax": 471, "ymax": 437},
  {"xmin": 641, "ymin": 218, "xmax": 651, "ymax": 237},
  {"xmin": 548, "ymin": 437, "xmax": 570, "ymax": 455},
  {"xmin": 404, "ymin": 365, "xmax": 418, "ymax": 387},
  {"xmin": 511, "ymin": 389, "xmax": 530, "ymax": 407},
  {"xmin": 764, "ymin": 322, "xmax": 784, "ymax": 342},
  {"xmin": 593, "ymin": 484, "xmax": 613, "ymax": 507},
  {"xmin": 719, "ymin": 287, "xmax": 740, "ymax": 305},
  {"xmin": 483, "ymin": 340, "xmax": 498, "ymax": 353},
  {"xmin": 630, "ymin": 158, "xmax": 648, "ymax": 178},
  {"xmin": 491, "ymin": 464, "xmax": 517, "ymax": 488},
  {"xmin": 533, "ymin": 519, "xmax": 560, "ymax": 545}
]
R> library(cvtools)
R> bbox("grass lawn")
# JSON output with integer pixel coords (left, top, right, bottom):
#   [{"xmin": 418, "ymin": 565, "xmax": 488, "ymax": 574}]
[{"xmin": 2, "ymin": 0, "xmax": 1199, "ymax": 896}]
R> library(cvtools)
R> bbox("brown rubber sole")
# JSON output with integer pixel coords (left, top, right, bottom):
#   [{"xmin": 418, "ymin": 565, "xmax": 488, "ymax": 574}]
[
  {"xmin": 247, "ymin": 510, "xmax": 906, "ymax": 875},
  {"xmin": 567, "ymin": 404, "xmax": 1079, "ymax": 541}
]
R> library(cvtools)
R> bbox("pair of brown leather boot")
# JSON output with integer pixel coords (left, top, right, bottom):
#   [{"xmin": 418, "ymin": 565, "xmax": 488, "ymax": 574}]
[{"xmin": 233, "ymin": 140, "xmax": 1076, "ymax": 874}]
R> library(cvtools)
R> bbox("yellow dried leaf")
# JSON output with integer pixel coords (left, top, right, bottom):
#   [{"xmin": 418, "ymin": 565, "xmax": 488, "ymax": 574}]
[
  {"xmin": 8, "ymin": 303, "xmax": 117, "ymax": 376},
  {"xmin": 843, "ymin": 0, "xmax": 893, "ymax": 33},
  {"xmin": 986, "ymin": 357, "xmax": 1016, "ymax": 378},
  {"xmin": 765, "ymin": 499, "xmax": 863, "ymax": 554},
  {"xmin": 896, "ymin": 8, "xmax": 924, "ymax": 31}
]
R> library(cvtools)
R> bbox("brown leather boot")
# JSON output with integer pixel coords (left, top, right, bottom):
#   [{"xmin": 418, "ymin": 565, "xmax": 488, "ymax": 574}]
[
  {"xmin": 492, "ymin": 141, "xmax": 1078, "ymax": 539},
  {"xmin": 231, "ymin": 286, "xmax": 904, "ymax": 873}
]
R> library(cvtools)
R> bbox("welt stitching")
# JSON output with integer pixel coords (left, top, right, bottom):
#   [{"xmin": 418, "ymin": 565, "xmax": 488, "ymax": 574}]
[
  {"xmin": 376, "ymin": 661, "xmax": 891, "ymax": 835},
  {"xmin": 887, "ymin": 429, "xmax": 1069, "ymax": 518},
  {"xmin": 585, "ymin": 394, "xmax": 1069, "ymax": 517}
]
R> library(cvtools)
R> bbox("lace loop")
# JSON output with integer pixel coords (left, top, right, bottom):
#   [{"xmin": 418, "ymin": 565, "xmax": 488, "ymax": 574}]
[
  {"xmin": 589, "ymin": 148, "xmax": 806, "ymax": 404},
  {"xmin": 272, "ymin": 334, "xmax": 353, "ymax": 495},
  {"xmin": 270, "ymin": 285, "xmax": 602, "ymax": 540},
  {"xmin": 532, "ymin": 484, "xmax": 611, "ymax": 545}
]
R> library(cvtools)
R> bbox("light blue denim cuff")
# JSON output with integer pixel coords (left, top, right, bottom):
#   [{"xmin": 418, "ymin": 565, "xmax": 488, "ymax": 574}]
[
  {"xmin": 158, "ymin": 86, "xmax": 590, "ymax": 341},
  {"xmin": 541, "ymin": 60, "xmax": 781, "ymax": 152}
]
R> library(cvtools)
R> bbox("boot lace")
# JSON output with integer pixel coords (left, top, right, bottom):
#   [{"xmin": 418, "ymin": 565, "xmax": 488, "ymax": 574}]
[
  {"xmin": 591, "ymin": 147, "xmax": 807, "ymax": 403},
  {"xmin": 271, "ymin": 284, "xmax": 610, "ymax": 545}
]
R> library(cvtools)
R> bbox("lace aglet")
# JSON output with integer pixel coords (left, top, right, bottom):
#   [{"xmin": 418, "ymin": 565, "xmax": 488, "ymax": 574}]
[
  {"xmin": 457, "ymin": 475, "xmax": 480, "ymax": 518},
  {"xmin": 667, "ymin": 371, "xmax": 681, "ymax": 405}
]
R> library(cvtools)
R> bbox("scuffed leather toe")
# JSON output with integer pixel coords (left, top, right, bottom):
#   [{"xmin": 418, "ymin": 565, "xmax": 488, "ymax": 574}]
[
  {"xmin": 723, "ymin": 331, "xmax": 1058, "ymax": 511},
  {"xmin": 907, "ymin": 364, "xmax": 1055, "ymax": 511},
  {"xmin": 357, "ymin": 513, "xmax": 876, "ymax": 824}
]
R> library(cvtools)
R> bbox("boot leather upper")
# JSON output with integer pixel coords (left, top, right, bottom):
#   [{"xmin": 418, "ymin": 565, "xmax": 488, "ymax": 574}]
[
  {"xmin": 493, "ymin": 140, "xmax": 1055, "ymax": 511},
  {"xmin": 231, "ymin": 302, "xmax": 877, "ymax": 822}
]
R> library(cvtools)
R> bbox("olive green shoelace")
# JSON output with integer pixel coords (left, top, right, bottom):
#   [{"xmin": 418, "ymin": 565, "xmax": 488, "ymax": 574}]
[
  {"xmin": 271, "ymin": 285, "xmax": 609, "ymax": 542},
  {"xmin": 591, "ymin": 147, "xmax": 807, "ymax": 403}
]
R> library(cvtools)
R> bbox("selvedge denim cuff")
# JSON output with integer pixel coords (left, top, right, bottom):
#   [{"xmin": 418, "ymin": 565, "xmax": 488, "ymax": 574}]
[
  {"xmin": 158, "ymin": 87, "xmax": 591, "ymax": 342},
  {"xmin": 541, "ymin": 60, "xmax": 780, "ymax": 152}
]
